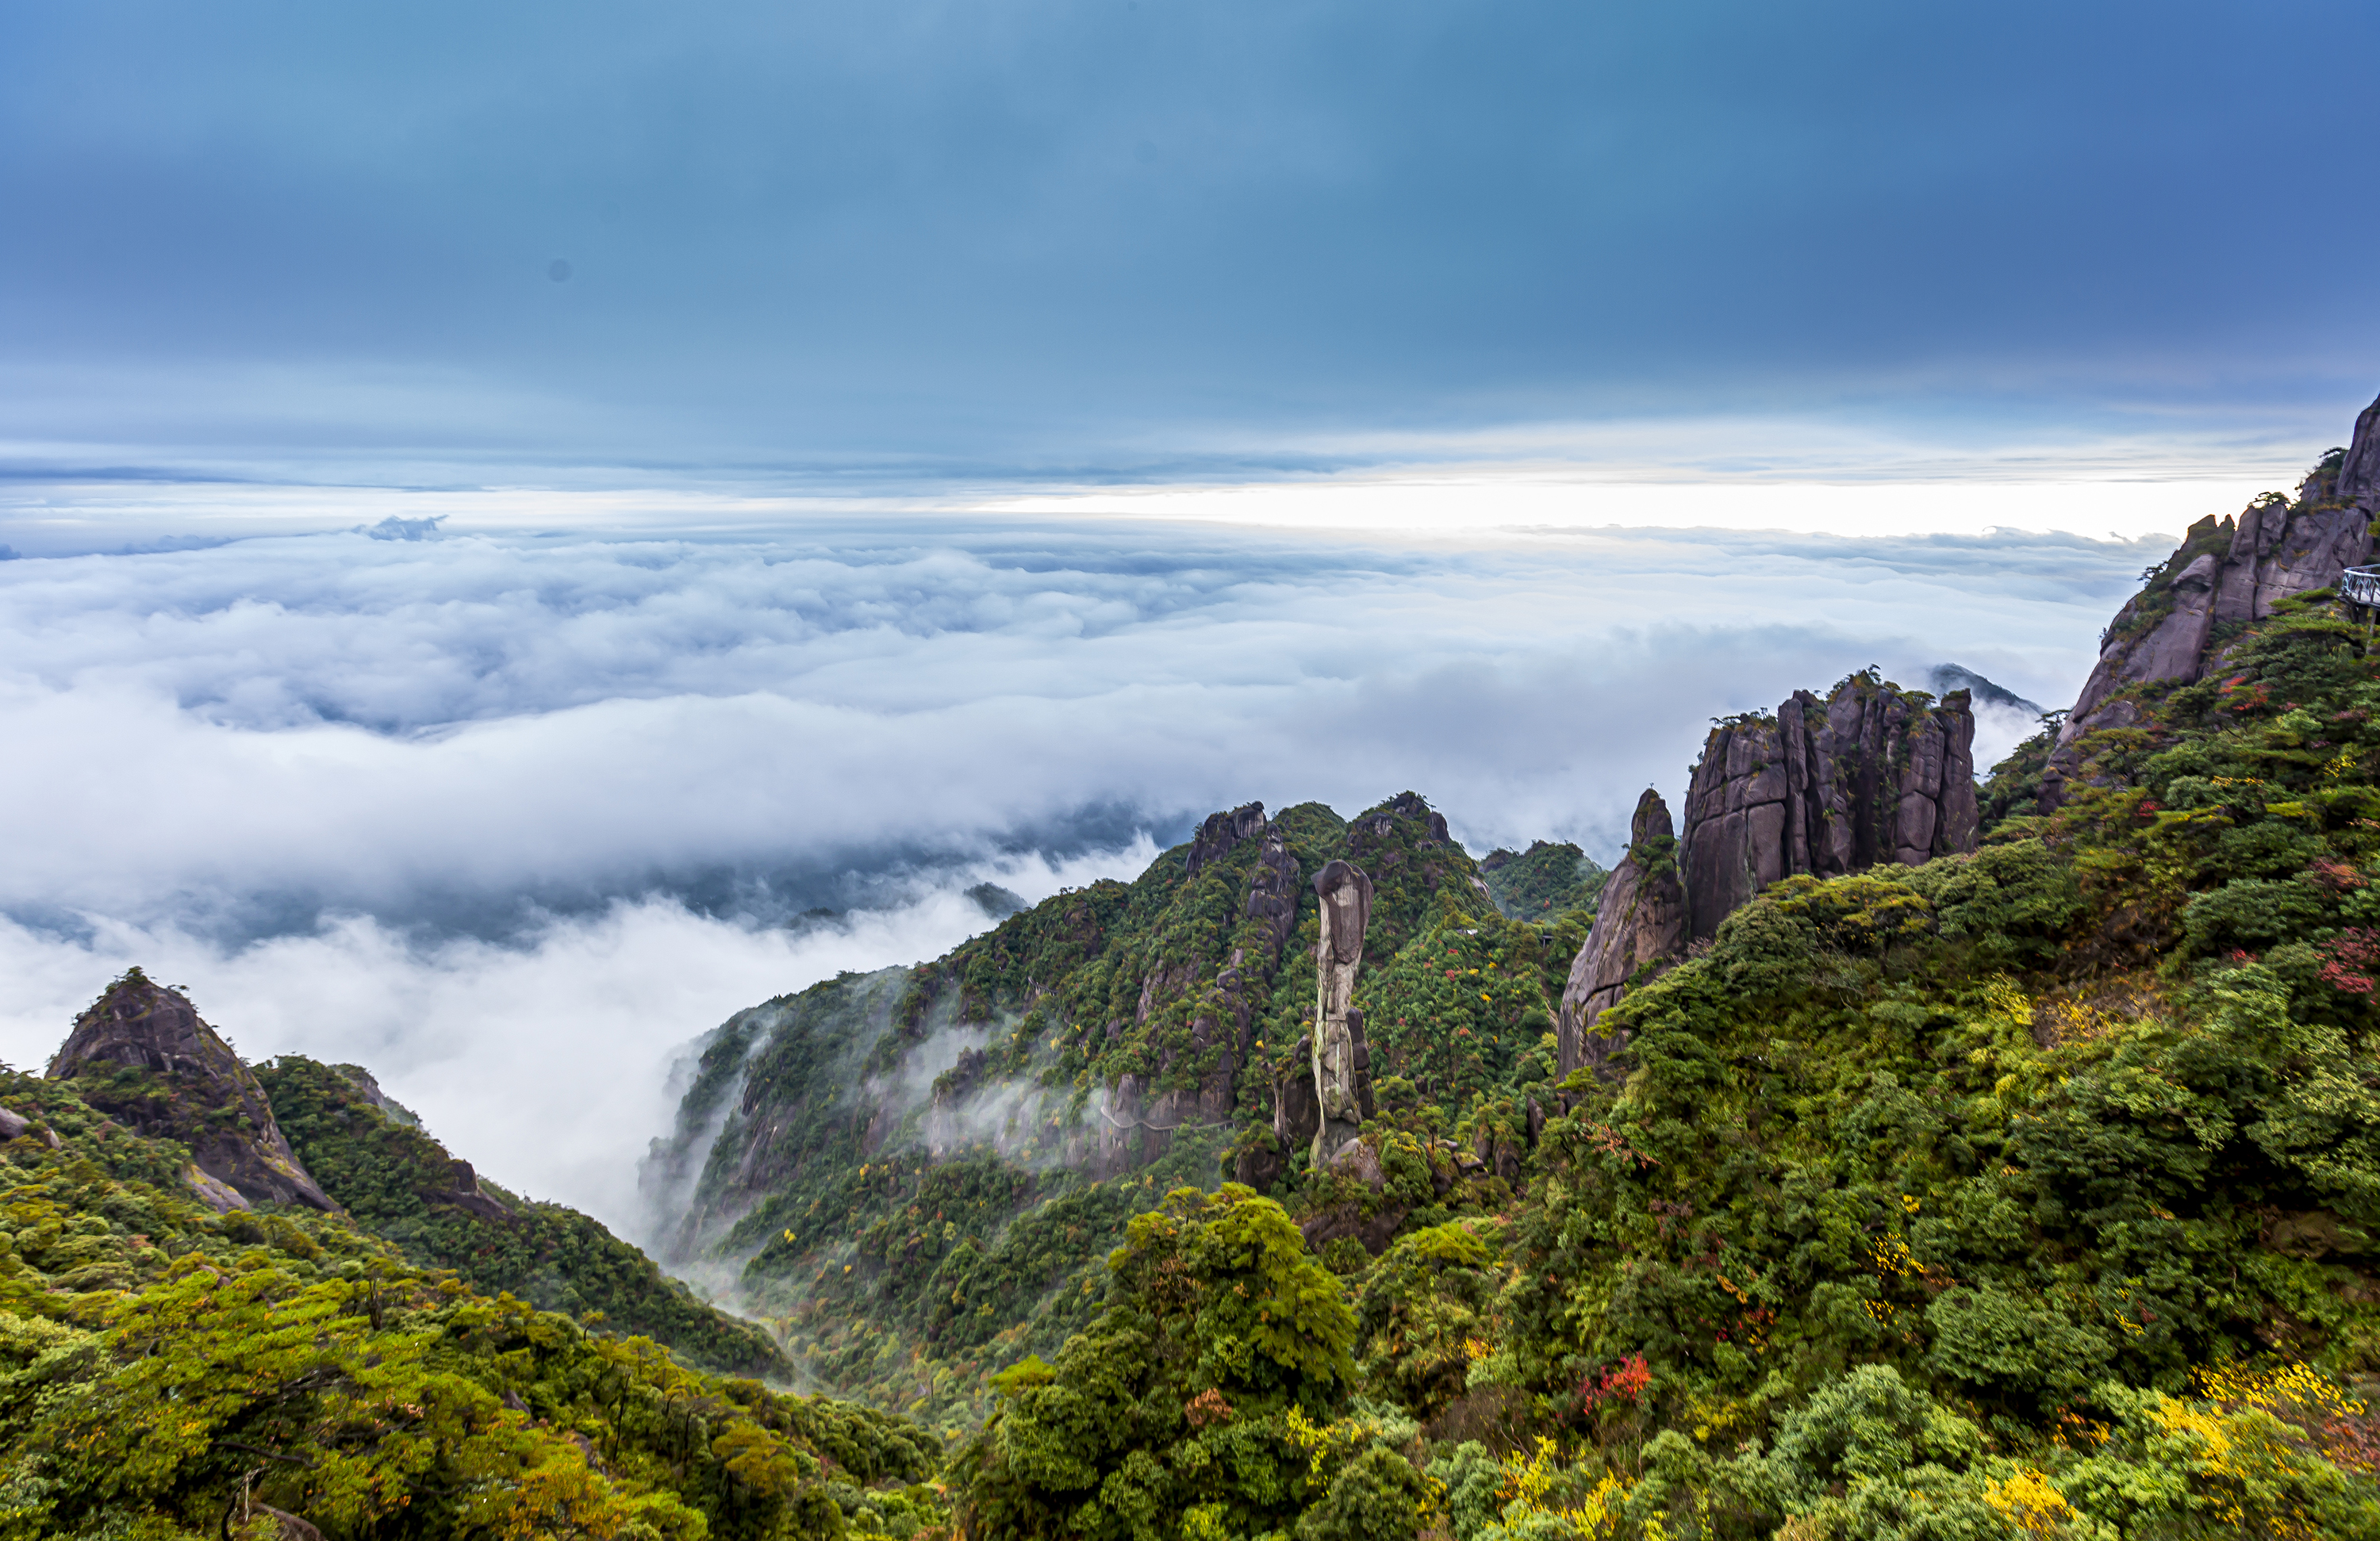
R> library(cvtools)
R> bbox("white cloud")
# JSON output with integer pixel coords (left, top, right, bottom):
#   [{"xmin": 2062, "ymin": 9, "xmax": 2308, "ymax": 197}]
[
  {"xmin": 0, "ymin": 518, "xmax": 2148, "ymax": 925},
  {"xmin": 0, "ymin": 508, "xmax": 2175, "ymax": 1221},
  {"xmin": 988, "ymin": 473, "xmax": 2291, "ymax": 542},
  {"xmin": 0, "ymin": 841, "xmax": 1153, "ymax": 1233}
]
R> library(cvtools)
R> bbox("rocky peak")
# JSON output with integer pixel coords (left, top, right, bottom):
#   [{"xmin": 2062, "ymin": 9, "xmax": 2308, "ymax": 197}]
[
  {"xmin": 2042, "ymin": 407, "xmax": 2380, "ymax": 808},
  {"xmin": 1629, "ymin": 788, "xmax": 1672, "ymax": 848},
  {"xmin": 1349, "ymin": 790, "xmax": 1451, "ymax": 847},
  {"xmin": 1682, "ymin": 673, "xmax": 1978, "ymax": 940},
  {"xmin": 48, "ymin": 970, "xmax": 335, "ymax": 1213},
  {"xmin": 1555, "ymin": 789, "xmax": 1688, "ymax": 1087},
  {"xmin": 2336, "ymin": 390, "xmax": 2380, "ymax": 508},
  {"xmin": 1342, "ymin": 790, "xmax": 1496, "ymax": 934},
  {"xmin": 1184, "ymin": 801, "xmax": 1268, "ymax": 876},
  {"xmin": 1554, "ymin": 677, "xmax": 1979, "ymax": 1087},
  {"xmin": 1102, "ymin": 801, "xmax": 1311, "ymax": 1177}
]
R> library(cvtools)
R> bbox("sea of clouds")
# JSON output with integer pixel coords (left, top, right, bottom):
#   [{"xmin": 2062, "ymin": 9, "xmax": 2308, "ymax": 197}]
[{"xmin": 0, "ymin": 509, "xmax": 2163, "ymax": 1232}]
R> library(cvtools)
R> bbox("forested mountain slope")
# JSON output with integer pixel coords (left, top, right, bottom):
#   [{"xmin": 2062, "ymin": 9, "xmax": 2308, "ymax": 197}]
[
  {"xmin": 654, "ymin": 422, "xmax": 2380, "ymax": 1539},
  {"xmin": 255, "ymin": 1054, "xmax": 788, "ymax": 1378},
  {"xmin": 642, "ymin": 792, "xmax": 1583, "ymax": 1433},
  {"xmin": 0, "ymin": 987, "xmax": 944, "ymax": 1540},
  {"xmin": 1479, "ymin": 843, "xmax": 1609, "ymax": 922}
]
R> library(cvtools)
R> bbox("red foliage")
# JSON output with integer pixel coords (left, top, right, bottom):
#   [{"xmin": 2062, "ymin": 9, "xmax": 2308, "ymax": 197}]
[
  {"xmin": 2318, "ymin": 928, "xmax": 2380, "ymax": 995},
  {"xmin": 1578, "ymin": 1355, "xmax": 1652, "ymax": 1414},
  {"xmin": 2308, "ymin": 858, "xmax": 2368, "ymax": 893},
  {"xmin": 2324, "ymin": 1411, "xmax": 2380, "ymax": 1475},
  {"xmin": 2221, "ymin": 674, "xmax": 2272, "ymax": 714}
]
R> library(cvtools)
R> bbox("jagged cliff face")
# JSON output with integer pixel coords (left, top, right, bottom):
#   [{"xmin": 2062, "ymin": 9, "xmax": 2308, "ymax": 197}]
[
  {"xmin": 1551, "ymin": 674, "xmax": 1980, "ymax": 1085},
  {"xmin": 1100, "ymin": 799, "xmax": 1310, "ymax": 1166},
  {"xmin": 2043, "ymin": 392, "xmax": 2380, "ymax": 807},
  {"xmin": 2345, "ymin": 392, "xmax": 2380, "ymax": 506},
  {"xmin": 1554, "ymin": 789, "xmax": 1687, "ymax": 1085},
  {"xmin": 47, "ymin": 972, "xmax": 335, "ymax": 1213},
  {"xmin": 1682, "ymin": 675, "xmax": 1979, "ymax": 940}
]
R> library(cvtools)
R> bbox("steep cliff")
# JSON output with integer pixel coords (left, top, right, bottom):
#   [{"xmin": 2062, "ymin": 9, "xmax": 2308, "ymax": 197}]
[
  {"xmin": 46, "ymin": 970, "xmax": 336, "ymax": 1213},
  {"xmin": 1554, "ymin": 789, "xmax": 1688, "ymax": 1085},
  {"xmin": 1681, "ymin": 672, "xmax": 1979, "ymax": 940},
  {"xmin": 2344, "ymin": 389, "xmax": 2380, "ymax": 507},
  {"xmin": 1546, "ymin": 674, "xmax": 1979, "ymax": 1087},
  {"xmin": 2041, "ymin": 395, "xmax": 2380, "ymax": 808}
]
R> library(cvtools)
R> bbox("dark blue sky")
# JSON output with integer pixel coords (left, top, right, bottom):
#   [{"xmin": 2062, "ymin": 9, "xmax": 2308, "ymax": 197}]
[{"xmin": 3, "ymin": 0, "xmax": 2375, "ymax": 485}]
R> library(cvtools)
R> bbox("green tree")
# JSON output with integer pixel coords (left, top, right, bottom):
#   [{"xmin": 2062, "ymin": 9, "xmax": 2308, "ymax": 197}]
[{"xmin": 960, "ymin": 1185, "xmax": 1360, "ymax": 1541}]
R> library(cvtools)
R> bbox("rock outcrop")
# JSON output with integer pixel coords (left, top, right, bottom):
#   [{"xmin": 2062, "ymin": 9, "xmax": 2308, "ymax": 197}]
[
  {"xmin": 1309, "ymin": 859, "xmax": 1377, "ymax": 1163},
  {"xmin": 2041, "ymin": 397, "xmax": 2380, "ymax": 807},
  {"xmin": 440, "ymin": 1157, "xmax": 513, "ymax": 1222},
  {"xmin": 1344, "ymin": 791, "xmax": 1498, "ymax": 916},
  {"xmin": 1246, "ymin": 826, "xmax": 1303, "ymax": 956},
  {"xmin": 331, "ymin": 1061, "xmax": 421, "ymax": 1126},
  {"xmin": 1273, "ymin": 1034, "xmax": 1321, "ymax": 1160},
  {"xmin": 1100, "ymin": 801, "xmax": 1307, "ymax": 1175},
  {"xmin": 2339, "ymin": 390, "xmax": 2380, "ymax": 511},
  {"xmin": 48, "ymin": 972, "xmax": 336, "ymax": 1213},
  {"xmin": 1555, "ymin": 790, "xmax": 1688, "ymax": 1086},
  {"xmin": 1184, "ymin": 801, "xmax": 1269, "ymax": 876},
  {"xmin": 1681, "ymin": 674, "xmax": 1979, "ymax": 939},
  {"xmin": 1556, "ymin": 677, "xmax": 1979, "ymax": 1087}
]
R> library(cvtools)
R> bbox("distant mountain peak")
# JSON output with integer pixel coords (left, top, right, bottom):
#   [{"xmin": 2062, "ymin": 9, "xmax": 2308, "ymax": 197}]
[{"xmin": 1929, "ymin": 663, "xmax": 2044, "ymax": 717}]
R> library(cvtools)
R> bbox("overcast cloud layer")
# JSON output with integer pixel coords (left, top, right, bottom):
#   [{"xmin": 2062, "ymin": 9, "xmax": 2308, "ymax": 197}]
[
  {"xmin": 0, "ymin": 516, "xmax": 2156, "ymax": 928},
  {"xmin": 3, "ymin": 1, "xmax": 2375, "ymax": 481},
  {"xmin": 0, "ymin": 513, "xmax": 2167, "ymax": 1225}
]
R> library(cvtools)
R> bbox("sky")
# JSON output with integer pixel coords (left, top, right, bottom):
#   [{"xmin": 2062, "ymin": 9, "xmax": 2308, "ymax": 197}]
[
  {"xmin": 1, "ymin": 0, "xmax": 2374, "ymax": 1234},
  {"xmin": 3, "ymin": 0, "xmax": 2375, "ymax": 485}
]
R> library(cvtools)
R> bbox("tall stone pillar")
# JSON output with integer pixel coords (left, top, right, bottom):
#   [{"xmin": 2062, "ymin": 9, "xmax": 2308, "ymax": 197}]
[
  {"xmin": 1557, "ymin": 789, "xmax": 1687, "ymax": 1087},
  {"xmin": 1311, "ymin": 859, "xmax": 1375, "ymax": 1163}
]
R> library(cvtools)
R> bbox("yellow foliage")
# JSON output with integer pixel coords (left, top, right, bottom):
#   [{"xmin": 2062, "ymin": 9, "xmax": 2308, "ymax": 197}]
[
  {"xmin": 1494, "ymin": 1437, "xmax": 1626, "ymax": 1539},
  {"xmin": 1981, "ymin": 1466, "xmax": 2071, "ymax": 1538},
  {"xmin": 2129, "ymin": 1373, "xmax": 2368, "ymax": 1540},
  {"xmin": 2192, "ymin": 1359, "xmax": 2367, "ymax": 1423}
]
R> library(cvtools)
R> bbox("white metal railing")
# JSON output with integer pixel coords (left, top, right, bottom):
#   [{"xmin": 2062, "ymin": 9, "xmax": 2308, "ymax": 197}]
[{"xmin": 2344, "ymin": 565, "xmax": 2380, "ymax": 608}]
